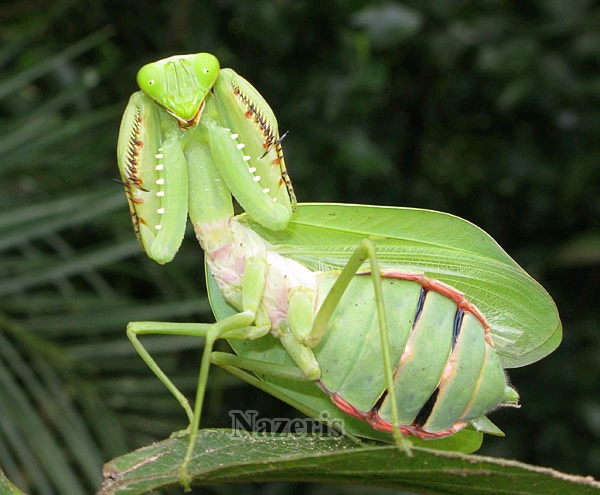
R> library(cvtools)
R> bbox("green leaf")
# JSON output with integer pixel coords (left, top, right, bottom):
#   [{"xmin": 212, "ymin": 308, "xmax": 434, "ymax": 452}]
[
  {"xmin": 99, "ymin": 430, "xmax": 600, "ymax": 495},
  {"xmin": 0, "ymin": 468, "xmax": 26, "ymax": 495}
]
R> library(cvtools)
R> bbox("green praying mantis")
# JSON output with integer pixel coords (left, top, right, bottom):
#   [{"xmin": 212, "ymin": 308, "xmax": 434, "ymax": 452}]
[{"xmin": 117, "ymin": 53, "xmax": 562, "ymax": 490}]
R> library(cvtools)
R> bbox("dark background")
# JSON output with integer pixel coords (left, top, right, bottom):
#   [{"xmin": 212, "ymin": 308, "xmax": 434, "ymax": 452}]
[{"xmin": 1, "ymin": 1, "xmax": 599, "ymax": 493}]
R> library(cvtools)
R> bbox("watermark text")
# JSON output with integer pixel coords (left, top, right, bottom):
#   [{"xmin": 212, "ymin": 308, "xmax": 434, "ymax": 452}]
[{"xmin": 228, "ymin": 409, "xmax": 344, "ymax": 437}]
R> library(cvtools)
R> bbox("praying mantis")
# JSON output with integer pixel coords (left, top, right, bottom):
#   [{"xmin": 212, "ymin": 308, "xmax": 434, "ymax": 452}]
[{"xmin": 117, "ymin": 53, "xmax": 561, "ymax": 490}]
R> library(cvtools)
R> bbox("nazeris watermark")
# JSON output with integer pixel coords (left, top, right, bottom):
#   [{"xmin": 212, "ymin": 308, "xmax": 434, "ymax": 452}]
[{"xmin": 228, "ymin": 409, "xmax": 345, "ymax": 437}]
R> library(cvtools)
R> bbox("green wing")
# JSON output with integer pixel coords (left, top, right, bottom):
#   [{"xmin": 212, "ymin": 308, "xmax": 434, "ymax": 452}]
[{"xmin": 245, "ymin": 203, "xmax": 561, "ymax": 369}]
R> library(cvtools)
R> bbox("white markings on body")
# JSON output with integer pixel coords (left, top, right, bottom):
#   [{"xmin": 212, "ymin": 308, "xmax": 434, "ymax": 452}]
[{"xmin": 155, "ymin": 148, "xmax": 165, "ymax": 231}]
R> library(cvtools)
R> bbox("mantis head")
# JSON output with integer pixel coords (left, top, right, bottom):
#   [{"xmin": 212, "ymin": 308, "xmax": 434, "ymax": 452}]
[{"xmin": 136, "ymin": 53, "xmax": 220, "ymax": 125}]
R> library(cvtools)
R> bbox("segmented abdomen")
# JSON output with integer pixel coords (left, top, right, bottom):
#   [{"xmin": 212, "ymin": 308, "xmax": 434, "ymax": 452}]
[{"xmin": 314, "ymin": 272, "xmax": 510, "ymax": 439}]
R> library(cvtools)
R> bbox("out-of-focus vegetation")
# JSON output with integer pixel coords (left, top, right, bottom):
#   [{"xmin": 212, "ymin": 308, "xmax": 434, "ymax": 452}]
[{"xmin": 0, "ymin": 0, "xmax": 598, "ymax": 493}]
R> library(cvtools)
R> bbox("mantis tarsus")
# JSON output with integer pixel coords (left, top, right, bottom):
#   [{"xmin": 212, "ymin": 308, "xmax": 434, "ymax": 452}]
[{"xmin": 117, "ymin": 53, "xmax": 562, "ymax": 490}]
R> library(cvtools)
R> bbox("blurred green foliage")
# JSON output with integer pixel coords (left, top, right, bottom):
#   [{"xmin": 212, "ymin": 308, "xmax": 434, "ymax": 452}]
[{"xmin": 0, "ymin": 0, "xmax": 599, "ymax": 493}]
